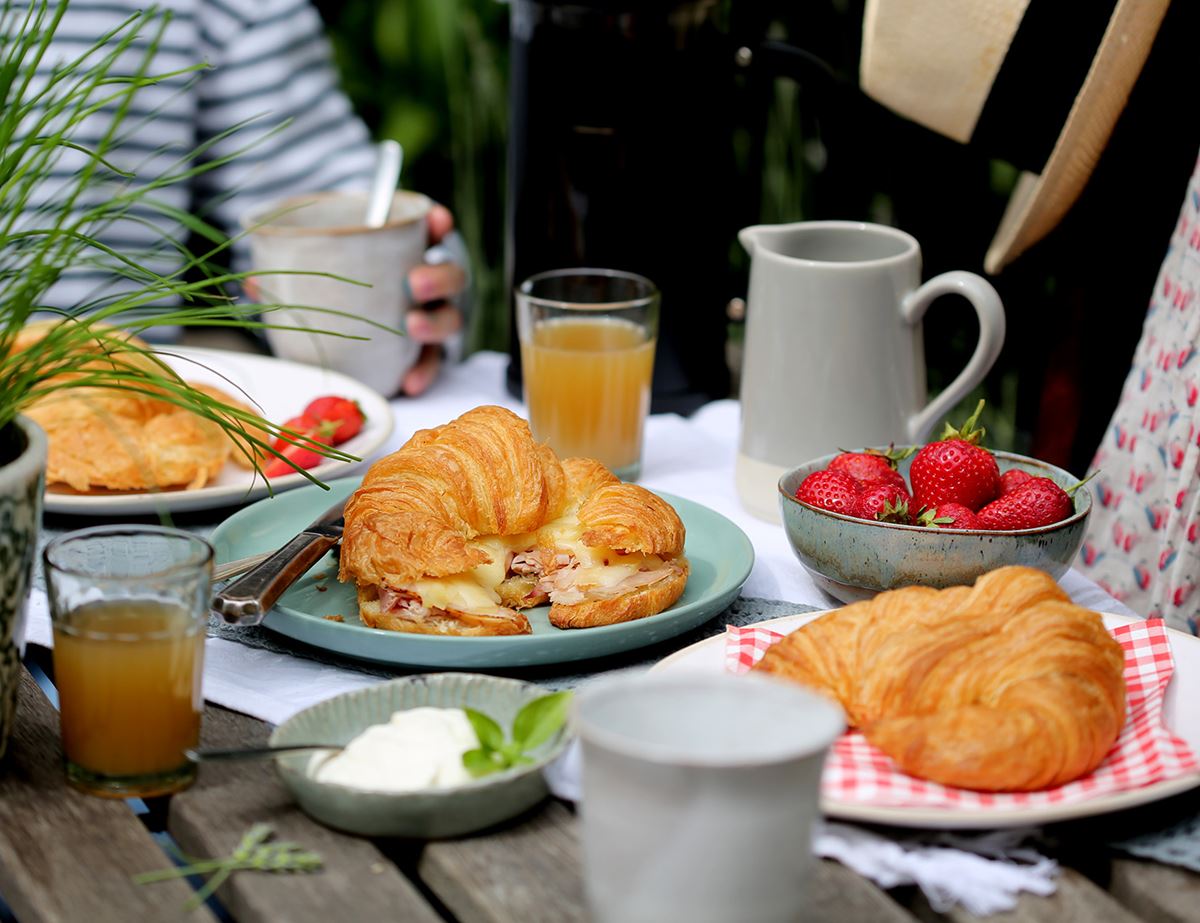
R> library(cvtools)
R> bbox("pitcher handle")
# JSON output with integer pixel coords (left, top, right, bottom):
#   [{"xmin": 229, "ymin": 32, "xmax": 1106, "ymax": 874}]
[{"xmin": 901, "ymin": 271, "xmax": 1006, "ymax": 443}]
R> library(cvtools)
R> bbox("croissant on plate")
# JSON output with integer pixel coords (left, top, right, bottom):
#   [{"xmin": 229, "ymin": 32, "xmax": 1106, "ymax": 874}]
[
  {"xmin": 754, "ymin": 566, "xmax": 1126, "ymax": 791},
  {"xmin": 11, "ymin": 322, "xmax": 269, "ymax": 492},
  {"xmin": 337, "ymin": 405, "xmax": 689, "ymax": 636}
]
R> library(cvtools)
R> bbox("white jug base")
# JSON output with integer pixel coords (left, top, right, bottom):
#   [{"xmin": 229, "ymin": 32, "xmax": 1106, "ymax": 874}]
[{"xmin": 735, "ymin": 452, "xmax": 790, "ymax": 524}]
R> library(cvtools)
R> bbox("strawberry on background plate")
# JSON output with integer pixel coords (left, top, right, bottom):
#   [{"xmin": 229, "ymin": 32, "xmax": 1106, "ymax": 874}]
[
  {"xmin": 918, "ymin": 502, "xmax": 982, "ymax": 530},
  {"xmin": 265, "ymin": 417, "xmax": 340, "ymax": 478},
  {"xmin": 795, "ymin": 469, "xmax": 861, "ymax": 516},
  {"xmin": 909, "ymin": 400, "xmax": 1000, "ymax": 512},
  {"xmin": 857, "ymin": 482, "xmax": 912, "ymax": 524},
  {"xmin": 304, "ymin": 395, "xmax": 366, "ymax": 445},
  {"xmin": 977, "ymin": 477, "xmax": 1075, "ymax": 530}
]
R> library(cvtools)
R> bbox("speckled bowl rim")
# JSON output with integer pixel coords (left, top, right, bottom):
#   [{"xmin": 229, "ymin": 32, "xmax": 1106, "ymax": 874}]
[
  {"xmin": 778, "ymin": 448, "xmax": 1092, "ymax": 536},
  {"xmin": 270, "ymin": 673, "xmax": 572, "ymax": 799}
]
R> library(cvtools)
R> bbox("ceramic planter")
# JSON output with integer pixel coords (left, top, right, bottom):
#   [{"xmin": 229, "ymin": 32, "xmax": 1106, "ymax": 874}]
[{"xmin": 0, "ymin": 416, "xmax": 46, "ymax": 760}]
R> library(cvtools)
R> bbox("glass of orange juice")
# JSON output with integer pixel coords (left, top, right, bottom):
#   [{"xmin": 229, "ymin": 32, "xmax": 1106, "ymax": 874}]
[
  {"xmin": 517, "ymin": 268, "xmax": 659, "ymax": 479},
  {"xmin": 43, "ymin": 526, "xmax": 212, "ymax": 798}
]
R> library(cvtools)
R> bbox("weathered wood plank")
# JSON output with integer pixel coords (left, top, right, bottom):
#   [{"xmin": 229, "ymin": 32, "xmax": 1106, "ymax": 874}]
[
  {"xmin": 1109, "ymin": 857, "xmax": 1200, "ymax": 923},
  {"xmin": 169, "ymin": 703, "xmax": 441, "ymax": 923},
  {"xmin": 0, "ymin": 668, "xmax": 216, "ymax": 923},
  {"xmin": 420, "ymin": 799, "xmax": 917, "ymax": 923},
  {"xmin": 908, "ymin": 867, "xmax": 1142, "ymax": 923}
]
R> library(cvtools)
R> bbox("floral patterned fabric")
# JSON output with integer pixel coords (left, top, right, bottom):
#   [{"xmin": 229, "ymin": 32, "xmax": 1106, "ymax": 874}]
[{"xmin": 1080, "ymin": 148, "xmax": 1200, "ymax": 633}]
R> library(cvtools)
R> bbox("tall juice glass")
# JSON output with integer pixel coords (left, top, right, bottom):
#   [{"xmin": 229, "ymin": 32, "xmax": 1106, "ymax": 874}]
[
  {"xmin": 44, "ymin": 526, "xmax": 212, "ymax": 798},
  {"xmin": 517, "ymin": 269, "xmax": 659, "ymax": 480}
]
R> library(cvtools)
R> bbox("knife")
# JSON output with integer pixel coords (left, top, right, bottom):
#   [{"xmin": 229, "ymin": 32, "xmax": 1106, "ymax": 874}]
[{"xmin": 211, "ymin": 496, "xmax": 347, "ymax": 626}]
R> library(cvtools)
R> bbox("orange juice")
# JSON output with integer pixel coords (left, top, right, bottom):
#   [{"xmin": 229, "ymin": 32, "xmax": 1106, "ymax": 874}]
[
  {"xmin": 522, "ymin": 317, "xmax": 655, "ymax": 474},
  {"xmin": 53, "ymin": 599, "xmax": 203, "ymax": 795}
]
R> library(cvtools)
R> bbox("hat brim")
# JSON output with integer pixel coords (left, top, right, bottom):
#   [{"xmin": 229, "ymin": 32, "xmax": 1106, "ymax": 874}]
[{"xmin": 984, "ymin": 0, "xmax": 1169, "ymax": 273}]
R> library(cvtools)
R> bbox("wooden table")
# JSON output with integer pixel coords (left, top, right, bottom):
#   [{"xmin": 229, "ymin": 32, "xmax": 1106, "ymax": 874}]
[{"xmin": 3, "ymin": 663, "xmax": 1200, "ymax": 923}]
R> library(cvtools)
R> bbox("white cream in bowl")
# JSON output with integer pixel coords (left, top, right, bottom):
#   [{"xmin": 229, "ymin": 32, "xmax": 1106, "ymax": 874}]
[{"xmin": 310, "ymin": 707, "xmax": 478, "ymax": 792}]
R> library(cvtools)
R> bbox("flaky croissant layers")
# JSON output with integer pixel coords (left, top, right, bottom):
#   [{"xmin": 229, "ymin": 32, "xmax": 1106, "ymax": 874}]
[
  {"xmin": 755, "ymin": 566, "xmax": 1127, "ymax": 791},
  {"xmin": 338, "ymin": 406, "xmax": 689, "ymax": 635}
]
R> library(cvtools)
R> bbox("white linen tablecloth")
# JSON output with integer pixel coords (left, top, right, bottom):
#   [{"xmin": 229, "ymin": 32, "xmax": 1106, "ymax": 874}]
[{"xmin": 25, "ymin": 351, "xmax": 1134, "ymax": 725}]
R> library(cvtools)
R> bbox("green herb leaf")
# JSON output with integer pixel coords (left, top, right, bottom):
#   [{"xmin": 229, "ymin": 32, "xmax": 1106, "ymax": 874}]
[
  {"xmin": 511, "ymin": 691, "xmax": 573, "ymax": 751},
  {"xmin": 464, "ymin": 707, "xmax": 505, "ymax": 752},
  {"xmin": 462, "ymin": 747, "xmax": 505, "ymax": 779}
]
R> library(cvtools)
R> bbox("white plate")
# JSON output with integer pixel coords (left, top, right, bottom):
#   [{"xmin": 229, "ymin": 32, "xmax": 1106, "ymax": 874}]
[
  {"xmin": 652, "ymin": 610, "xmax": 1200, "ymax": 828},
  {"xmin": 42, "ymin": 347, "xmax": 394, "ymax": 516}
]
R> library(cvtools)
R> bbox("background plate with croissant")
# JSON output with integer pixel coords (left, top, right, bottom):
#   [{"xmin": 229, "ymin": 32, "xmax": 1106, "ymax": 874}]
[
  {"xmin": 208, "ymin": 477, "xmax": 755, "ymax": 668},
  {"xmin": 652, "ymin": 608, "xmax": 1200, "ymax": 829},
  {"xmin": 42, "ymin": 347, "xmax": 394, "ymax": 516}
]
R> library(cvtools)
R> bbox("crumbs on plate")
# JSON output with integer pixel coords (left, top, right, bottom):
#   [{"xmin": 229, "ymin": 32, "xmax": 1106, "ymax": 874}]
[{"xmin": 323, "ymin": 614, "xmax": 344, "ymax": 622}]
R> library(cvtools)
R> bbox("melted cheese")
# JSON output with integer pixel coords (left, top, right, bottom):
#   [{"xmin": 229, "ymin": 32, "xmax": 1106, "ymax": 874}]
[{"xmin": 402, "ymin": 519, "xmax": 668, "ymax": 614}]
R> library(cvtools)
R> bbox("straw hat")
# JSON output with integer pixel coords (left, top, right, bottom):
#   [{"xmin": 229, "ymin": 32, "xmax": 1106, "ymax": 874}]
[{"xmin": 860, "ymin": 0, "xmax": 1170, "ymax": 273}]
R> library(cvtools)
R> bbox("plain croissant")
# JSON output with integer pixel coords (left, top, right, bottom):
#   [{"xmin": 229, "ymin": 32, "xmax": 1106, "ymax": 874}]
[
  {"xmin": 754, "ymin": 566, "xmax": 1126, "ymax": 791},
  {"xmin": 338, "ymin": 405, "xmax": 688, "ymax": 635}
]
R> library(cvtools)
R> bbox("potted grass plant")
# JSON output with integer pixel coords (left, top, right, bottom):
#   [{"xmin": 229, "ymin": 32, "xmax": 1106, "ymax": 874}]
[{"xmin": 0, "ymin": 1, "xmax": 373, "ymax": 757}]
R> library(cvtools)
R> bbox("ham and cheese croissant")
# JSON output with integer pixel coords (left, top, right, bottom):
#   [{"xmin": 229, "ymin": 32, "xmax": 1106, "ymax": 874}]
[
  {"xmin": 754, "ymin": 566, "xmax": 1126, "ymax": 791},
  {"xmin": 338, "ymin": 406, "xmax": 689, "ymax": 636}
]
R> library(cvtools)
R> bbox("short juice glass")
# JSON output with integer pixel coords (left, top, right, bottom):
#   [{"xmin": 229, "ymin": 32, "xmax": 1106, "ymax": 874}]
[
  {"xmin": 44, "ymin": 526, "xmax": 212, "ymax": 798},
  {"xmin": 517, "ymin": 268, "xmax": 659, "ymax": 480}
]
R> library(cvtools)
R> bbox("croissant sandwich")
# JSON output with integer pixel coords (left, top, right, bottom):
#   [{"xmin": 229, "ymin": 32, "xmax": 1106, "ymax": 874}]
[
  {"xmin": 337, "ymin": 405, "xmax": 689, "ymax": 636},
  {"xmin": 755, "ymin": 566, "xmax": 1126, "ymax": 791}
]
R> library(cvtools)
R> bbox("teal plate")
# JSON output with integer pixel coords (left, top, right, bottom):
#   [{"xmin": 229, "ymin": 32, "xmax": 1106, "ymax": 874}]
[{"xmin": 209, "ymin": 478, "xmax": 754, "ymax": 669}]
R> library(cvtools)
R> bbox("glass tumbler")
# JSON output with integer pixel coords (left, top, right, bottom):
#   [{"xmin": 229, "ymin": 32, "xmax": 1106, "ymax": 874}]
[
  {"xmin": 44, "ymin": 526, "xmax": 212, "ymax": 798},
  {"xmin": 517, "ymin": 268, "xmax": 659, "ymax": 480}
]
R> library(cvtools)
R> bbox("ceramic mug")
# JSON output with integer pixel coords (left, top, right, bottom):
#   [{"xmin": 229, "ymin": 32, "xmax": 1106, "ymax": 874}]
[
  {"xmin": 242, "ymin": 191, "xmax": 430, "ymax": 397},
  {"xmin": 575, "ymin": 671, "xmax": 845, "ymax": 923},
  {"xmin": 735, "ymin": 220, "xmax": 1006, "ymax": 522}
]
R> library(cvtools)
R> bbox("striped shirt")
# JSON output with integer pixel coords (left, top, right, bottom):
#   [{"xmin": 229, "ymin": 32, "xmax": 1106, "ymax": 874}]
[{"xmin": 10, "ymin": 0, "xmax": 376, "ymax": 317}]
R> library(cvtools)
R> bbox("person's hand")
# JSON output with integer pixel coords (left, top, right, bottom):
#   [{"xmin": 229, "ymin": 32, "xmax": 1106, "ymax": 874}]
[{"xmin": 402, "ymin": 203, "xmax": 467, "ymax": 396}]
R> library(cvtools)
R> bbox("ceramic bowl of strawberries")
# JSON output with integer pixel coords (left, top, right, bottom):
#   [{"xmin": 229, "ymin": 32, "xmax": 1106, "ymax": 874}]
[{"xmin": 778, "ymin": 402, "xmax": 1092, "ymax": 603}]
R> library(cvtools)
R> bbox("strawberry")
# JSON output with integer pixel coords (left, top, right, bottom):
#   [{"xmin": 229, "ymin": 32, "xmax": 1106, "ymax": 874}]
[
  {"xmin": 999, "ymin": 469, "xmax": 1035, "ymax": 496},
  {"xmin": 977, "ymin": 477, "xmax": 1073, "ymax": 530},
  {"xmin": 795, "ymin": 470, "xmax": 861, "ymax": 516},
  {"xmin": 270, "ymin": 414, "xmax": 321, "ymax": 454},
  {"xmin": 909, "ymin": 400, "xmax": 1000, "ymax": 511},
  {"xmin": 918, "ymin": 502, "xmax": 982, "ymax": 530},
  {"xmin": 304, "ymin": 395, "xmax": 366, "ymax": 444},
  {"xmin": 829, "ymin": 446, "xmax": 909, "ymax": 478},
  {"xmin": 265, "ymin": 418, "xmax": 339, "ymax": 478},
  {"xmin": 856, "ymin": 483, "xmax": 912, "ymax": 524}
]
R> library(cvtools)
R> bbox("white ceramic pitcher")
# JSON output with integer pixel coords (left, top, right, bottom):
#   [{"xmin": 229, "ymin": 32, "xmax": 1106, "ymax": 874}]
[{"xmin": 736, "ymin": 221, "xmax": 1006, "ymax": 522}]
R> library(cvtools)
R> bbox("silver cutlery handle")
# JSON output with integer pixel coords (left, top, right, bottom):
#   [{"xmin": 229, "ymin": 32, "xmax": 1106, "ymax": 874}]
[{"xmin": 211, "ymin": 532, "xmax": 339, "ymax": 626}]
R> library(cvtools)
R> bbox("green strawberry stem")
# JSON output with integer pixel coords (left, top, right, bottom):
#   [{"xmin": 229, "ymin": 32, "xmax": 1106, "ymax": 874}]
[
  {"xmin": 938, "ymin": 399, "xmax": 987, "ymax": 445},
  {"xmin": 1065, "ymin": 470, "xmax": 1100, "ymax": 497}
]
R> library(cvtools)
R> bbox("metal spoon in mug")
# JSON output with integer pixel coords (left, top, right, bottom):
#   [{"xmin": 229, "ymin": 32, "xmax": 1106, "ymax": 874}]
[
  {"xmin": 185, "ymin": 743, "xmax": 344, "ymax": 763},
  {"xmin": 364, "ymin": 139, "xmax": 403, "ymax": 228}
]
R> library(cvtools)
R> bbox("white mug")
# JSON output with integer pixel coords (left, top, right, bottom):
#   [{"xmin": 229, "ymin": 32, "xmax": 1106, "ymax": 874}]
[
  {"xmin": 242, "ymin": 191, "xmax": 430, "ymax": 396},
  {"xmin": 735, "ymin": 221, "xmax": 1006, "ymax": 522},
  {"xmin": 575, "ymin": 672, "xmax": 844, "ymax": 923}
]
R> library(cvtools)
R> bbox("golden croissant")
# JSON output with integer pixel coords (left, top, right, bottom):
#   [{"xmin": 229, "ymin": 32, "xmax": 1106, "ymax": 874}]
[
  {"xmin": 338, "ymin": 405, "xmax": 689, "ymax": 636},
  {"xmin": 755, "ymin": 567, "xmax": 1126, "ymax": 791},
  {"xmin": 10, "ymin": 321, "xmax": 268, "ymax": 492}
]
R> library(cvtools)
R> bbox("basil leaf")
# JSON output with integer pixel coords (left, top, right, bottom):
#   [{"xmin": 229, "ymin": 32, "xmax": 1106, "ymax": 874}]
[
  {"xmin": 464, "ymin": 707, "xmax": 505, "ymax": 752},
  {"xmin": 511, "ymin": 691, "xmax": 573, "ymax": 751},
  {"xmin": 462, "ymin": 748, "xmax": 500, "ymax": 778}
]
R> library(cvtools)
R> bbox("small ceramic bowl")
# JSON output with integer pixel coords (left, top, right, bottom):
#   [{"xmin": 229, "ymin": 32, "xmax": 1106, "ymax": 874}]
[
  {"xmin": 778, "ymin": 449, "xmax": 1092, "ymax": 603},
  {"xmin": 271, "ymin": 673, "xmax": 570, "ymax": 838}
]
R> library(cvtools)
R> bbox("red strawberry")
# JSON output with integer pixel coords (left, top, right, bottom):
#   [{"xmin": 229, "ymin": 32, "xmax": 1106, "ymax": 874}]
[
  {"xmin": 918, "ymin": 502, "xmax": 982, "ymax": 530},
  {"xmin": 856, "ymin": 483, "xmax": 912, "ymax": 524},
  {"xmin": 304, "ymin": 395, "xmax": 366, "ymax": 444},
  {"xmin": 977, "ymin": 477, "xmax": 1073, "ymax": 530},
  {"xmin": 265, "ymin": 418, "xmax": 339, "ymax": 478},
  {"xmin": 999, "ymin": 469, "xmax": 1035, "ymax": 496},
  {"xmin": 795, "ymin": 470, "xmax": 861, "ymax": 516},
  {"xmin": 909, "ymin": 400, "xmax": 1000, "ymax": 511}
]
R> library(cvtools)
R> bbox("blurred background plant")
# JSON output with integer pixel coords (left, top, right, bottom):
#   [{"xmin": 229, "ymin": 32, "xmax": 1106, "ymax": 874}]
[{"xmin": 311, "ymin": 0, "xmax": 1196, "ymax": 472}]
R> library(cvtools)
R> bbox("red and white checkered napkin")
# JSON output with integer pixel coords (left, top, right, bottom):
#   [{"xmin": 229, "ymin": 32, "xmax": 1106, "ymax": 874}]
[{"xmin": 726, "ymin": 618, "xmax": 1200, "ymax": 809}]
